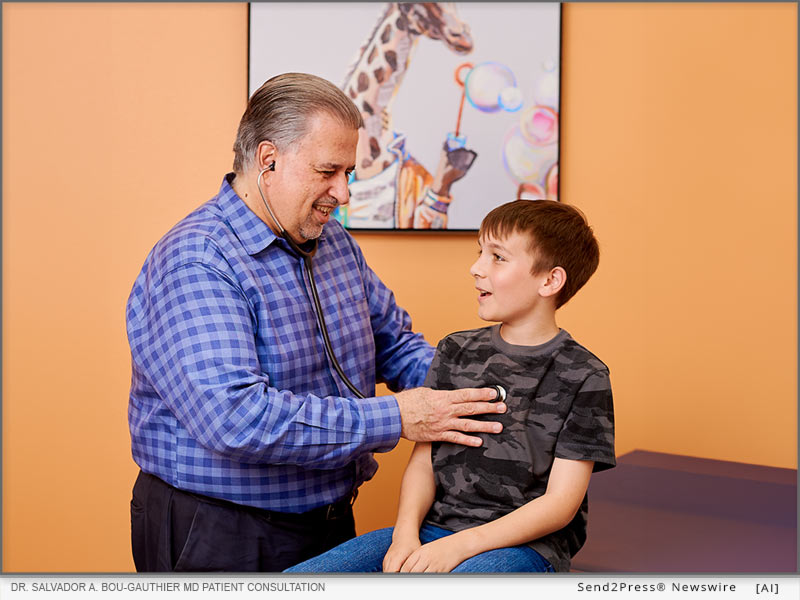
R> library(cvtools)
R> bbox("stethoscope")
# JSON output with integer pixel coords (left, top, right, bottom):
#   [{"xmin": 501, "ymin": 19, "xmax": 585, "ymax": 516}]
[
  {"xmin": 255, "ymin": 163, "xmax": 508, "ymax": 406},
  {"xmin": 257, "ymin": 163, "xmax": 367, "ymax": 399}
]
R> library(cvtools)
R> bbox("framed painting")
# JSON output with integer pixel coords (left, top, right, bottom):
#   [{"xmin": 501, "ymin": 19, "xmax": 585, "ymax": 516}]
[{"xmin": 249, "ymin": 2, "xmax": 561, "ymax": 231}]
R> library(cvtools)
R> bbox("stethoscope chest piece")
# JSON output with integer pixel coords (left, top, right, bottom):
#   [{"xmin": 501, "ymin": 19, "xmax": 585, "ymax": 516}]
[{"xmin": 491, "ymin": 384, "xmax": 507, "ymax": 403}]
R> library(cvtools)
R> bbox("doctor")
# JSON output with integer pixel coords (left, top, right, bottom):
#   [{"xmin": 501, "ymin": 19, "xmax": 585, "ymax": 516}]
[{"xmin": 126, "ymin": 72, "xmax": 506, "ymax": 572}]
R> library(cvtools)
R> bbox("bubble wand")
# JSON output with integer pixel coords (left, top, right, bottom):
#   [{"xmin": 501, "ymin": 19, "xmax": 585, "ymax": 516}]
[{"xmin": 448, "ymin": 62, "xmax": 474, "ymax": 150}]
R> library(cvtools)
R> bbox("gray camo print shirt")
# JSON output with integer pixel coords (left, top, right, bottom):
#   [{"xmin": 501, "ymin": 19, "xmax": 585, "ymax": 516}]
[{"xmin": 423, "ymin": 325, "xmax": 615, "ymax": 572}]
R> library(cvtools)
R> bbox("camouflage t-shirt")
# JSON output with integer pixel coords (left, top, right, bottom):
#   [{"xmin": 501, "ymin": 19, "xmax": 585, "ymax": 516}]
[{"xmin": 423, "ymin": 325, "xmax": 616, "ymax": 572}]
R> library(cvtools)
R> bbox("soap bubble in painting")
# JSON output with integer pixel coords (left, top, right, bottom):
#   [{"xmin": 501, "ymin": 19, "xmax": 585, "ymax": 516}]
[
  {"xmin": 545, "ymin": 163, "xmax": 558, "ymax": 200},
  {"xmin": 520, "ymin": 105, "xmax": 559, "ymax": 146},
  {"xmin": 465, "ymin": 62, "xmax": 521, "ymax": 113},
  {"xmin": 503, "ymin": 125, "xmax": 555, "ymax": 183},
  {"xmin": 517, "ymin": 182, "xmax": 545, "ymax": 200},
  {"xmin": 533, "ymin": 61, "xmax": 559, "ymax": 108}
]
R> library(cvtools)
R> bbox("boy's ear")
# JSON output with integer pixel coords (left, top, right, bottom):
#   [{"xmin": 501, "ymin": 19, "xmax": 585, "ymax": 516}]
[{"xmin": 540, "ymin": 266, "xmax": 567, "ymax": 299}]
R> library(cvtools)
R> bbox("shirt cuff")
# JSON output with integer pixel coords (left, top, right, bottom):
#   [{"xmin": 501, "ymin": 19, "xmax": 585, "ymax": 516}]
[{"xmin": 360, "ymin": 395, "xmax": 403, "ymax": 453}]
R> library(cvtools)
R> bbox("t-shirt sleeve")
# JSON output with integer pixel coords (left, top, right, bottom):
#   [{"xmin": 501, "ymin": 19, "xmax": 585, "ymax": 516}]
[
  {"xmin": 554, "ymin": 369, "xmax": 616, "ymax": 472},
  {"xmin": 422, "ymin": 338, "xmax": 447, "ymax": 389}
]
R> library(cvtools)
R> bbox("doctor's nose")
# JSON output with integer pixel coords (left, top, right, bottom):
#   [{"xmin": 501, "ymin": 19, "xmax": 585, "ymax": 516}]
[{"xmin": 331, "ymin": 173, "xmax": 351, "ymax": 205}]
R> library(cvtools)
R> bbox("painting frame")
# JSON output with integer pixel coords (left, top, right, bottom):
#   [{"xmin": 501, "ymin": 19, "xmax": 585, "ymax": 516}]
[{"xmin": 248, "ymin": 2, "xmax": 562, "ymax": 232}]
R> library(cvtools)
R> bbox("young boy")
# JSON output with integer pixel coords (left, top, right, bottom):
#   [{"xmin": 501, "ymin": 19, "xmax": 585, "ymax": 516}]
[{"xmin": 286, "ymin": 199, "xmax": 615, "ymax": 573}]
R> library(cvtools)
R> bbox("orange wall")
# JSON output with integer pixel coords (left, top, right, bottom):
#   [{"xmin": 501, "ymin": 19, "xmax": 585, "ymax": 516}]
[{"xmin": 3, "ymin": 2, "xmax": 796, "ymax": 572}]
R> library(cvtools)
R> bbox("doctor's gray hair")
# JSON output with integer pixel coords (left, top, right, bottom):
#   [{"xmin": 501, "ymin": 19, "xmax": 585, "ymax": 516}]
[{"xmin": 233, "ymin": 72, "xmax": 363, "ymax": 173}]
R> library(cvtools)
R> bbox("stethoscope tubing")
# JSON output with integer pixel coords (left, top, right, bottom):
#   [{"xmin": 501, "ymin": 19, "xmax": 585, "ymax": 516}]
[
  {"xmin": 303, "ymin": 255, "xmax": 366, "ymax": 399},
  {"xmin": 256, "ymin": 167, "xmax": 367, "ymax": 399}
]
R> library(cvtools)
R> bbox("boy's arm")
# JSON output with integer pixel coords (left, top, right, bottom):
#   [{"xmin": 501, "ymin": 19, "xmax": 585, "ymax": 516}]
[
  {"xmin": 398, "ymin": 457, "xmax": 594, "ymax": 573},
  {"xmin": 382, "ymin": 442, "xmax": 436, "ymax": 572}
]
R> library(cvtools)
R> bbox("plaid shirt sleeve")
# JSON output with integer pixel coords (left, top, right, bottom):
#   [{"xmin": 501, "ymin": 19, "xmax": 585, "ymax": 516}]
[{"xmin": 132, "ymin": 260, "xmax": 400, "ymax": 468}]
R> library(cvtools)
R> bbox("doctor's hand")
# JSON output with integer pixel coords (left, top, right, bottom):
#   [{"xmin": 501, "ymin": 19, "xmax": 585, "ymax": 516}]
[{"xmin": 394, "ymin": 387, "xmax": 506, "ymax": 446}]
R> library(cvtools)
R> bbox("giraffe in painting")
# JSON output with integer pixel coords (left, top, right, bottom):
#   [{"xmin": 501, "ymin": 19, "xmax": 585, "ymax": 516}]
[{"xmin": 339, "ymin": 3, "xmax": 477, "ymax": 229}]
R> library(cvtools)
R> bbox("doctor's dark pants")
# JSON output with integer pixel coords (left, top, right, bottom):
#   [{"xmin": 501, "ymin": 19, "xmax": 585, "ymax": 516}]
[{"xmin": 130, "ymin": 470, "xmax": 356, "ymax": 572}]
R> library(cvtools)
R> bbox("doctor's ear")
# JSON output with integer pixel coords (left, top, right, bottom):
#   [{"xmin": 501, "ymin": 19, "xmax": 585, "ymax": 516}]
[
  {"xmin": 256, "ymin": 141, "xmax": 277, "ymax": 173},
  {"xmin": 539, "ymin": 266, "xmax": 567, "ymax": 299}
]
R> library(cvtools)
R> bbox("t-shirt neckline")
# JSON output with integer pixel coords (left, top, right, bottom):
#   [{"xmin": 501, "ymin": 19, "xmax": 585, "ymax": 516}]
[{"xmin": 490, "ymin": 324, "xmax": 569, "ymax": 357}]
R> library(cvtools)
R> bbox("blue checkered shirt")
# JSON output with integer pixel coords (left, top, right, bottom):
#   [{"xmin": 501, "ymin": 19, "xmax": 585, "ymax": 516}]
[{"xmin": 126, "ymin": 174, "xmax": 434, "ymax": 512}]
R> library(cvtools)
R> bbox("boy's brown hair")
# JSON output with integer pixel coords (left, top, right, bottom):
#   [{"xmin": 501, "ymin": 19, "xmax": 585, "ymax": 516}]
[{"xmin": 479, "ymin": 200, "xmax": 600, "ymax": 308}]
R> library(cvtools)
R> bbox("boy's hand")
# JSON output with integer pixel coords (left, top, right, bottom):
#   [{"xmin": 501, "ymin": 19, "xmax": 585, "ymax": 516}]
[
  {"xmin": 398, "ymin": 534, "xmax": 470, "ymax": 573},
  {"xmin": 395, "ymin": 387, "xmax": 506, "ymax": 447},
  {"xmin": 382, "ymin": 536, "xmax": 422, "ymax": 572}
]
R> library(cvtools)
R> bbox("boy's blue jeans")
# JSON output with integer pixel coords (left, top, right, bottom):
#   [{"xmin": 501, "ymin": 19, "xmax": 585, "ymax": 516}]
[{"xmin": 285, "ymin": 524, "xmax": 554, "ymax": 573}]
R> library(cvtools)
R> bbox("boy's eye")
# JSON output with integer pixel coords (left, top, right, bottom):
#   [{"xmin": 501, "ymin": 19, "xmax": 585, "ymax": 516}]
[{"xmin": 493, "ymin": 253, "xmax": 505, "ymax": 261}]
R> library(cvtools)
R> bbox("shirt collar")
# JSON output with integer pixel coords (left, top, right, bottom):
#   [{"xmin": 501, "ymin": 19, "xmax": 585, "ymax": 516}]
[{"xmin": 216, "ymin": 173, "xmax": 330, "ymax": 256}]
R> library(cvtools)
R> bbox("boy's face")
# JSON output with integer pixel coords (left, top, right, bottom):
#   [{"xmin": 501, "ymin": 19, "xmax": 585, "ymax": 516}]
[{"xmin": 470, "ymin": 231, "xmax": 549, "ymax": 326}]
